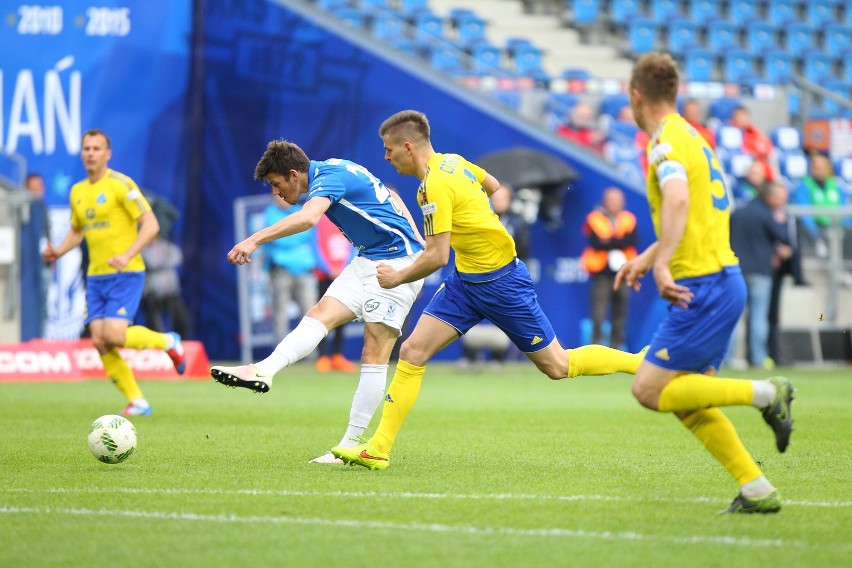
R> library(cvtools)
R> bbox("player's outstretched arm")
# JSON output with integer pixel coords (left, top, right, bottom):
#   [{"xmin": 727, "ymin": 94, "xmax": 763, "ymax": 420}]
[{"xmin": 42, "ymin": 225, "xmax": 85, "ymax": 264}]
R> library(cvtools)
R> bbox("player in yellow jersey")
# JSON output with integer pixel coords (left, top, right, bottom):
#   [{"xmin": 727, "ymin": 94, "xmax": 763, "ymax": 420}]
[
  {"xmin": 613, "ymin": 53, "xmax": 795, "ymax": 513},
  {"xmin": 42, "ymin": 129, "xmax": 186, "ymax": 416},
  {"xmin": 332, "ymin": 110, "xmax": 645, "ymax": 470}
]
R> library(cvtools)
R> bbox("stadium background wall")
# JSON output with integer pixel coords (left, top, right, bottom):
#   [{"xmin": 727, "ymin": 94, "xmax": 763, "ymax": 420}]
[{"xmin": 9, "ymin": 0, "xmax": 666, "ymax": 361}]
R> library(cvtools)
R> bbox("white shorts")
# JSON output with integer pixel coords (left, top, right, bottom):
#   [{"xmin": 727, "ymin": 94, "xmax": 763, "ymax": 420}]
[{"xmin": 325, "ymin": 251, "xmax": 424, "ymax": 334}]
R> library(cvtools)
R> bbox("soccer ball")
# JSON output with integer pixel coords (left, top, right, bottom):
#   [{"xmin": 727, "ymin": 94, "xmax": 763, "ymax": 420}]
[{"xmin": 87, "ymin": 414, "xmax": 137, "ymax": 464}]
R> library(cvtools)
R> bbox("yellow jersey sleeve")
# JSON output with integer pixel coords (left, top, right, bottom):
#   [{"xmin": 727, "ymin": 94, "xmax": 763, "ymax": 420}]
[
  {"xmin": 418, "ymin": 153, "xmax": 516, "ymax": 274},
  {"xmin": 69, "ymin": 169, "xmax": 152, "ymax": 276},
  {"xmin": 647, "ymin": 114, "xmax": 738, "ymax": 280}
]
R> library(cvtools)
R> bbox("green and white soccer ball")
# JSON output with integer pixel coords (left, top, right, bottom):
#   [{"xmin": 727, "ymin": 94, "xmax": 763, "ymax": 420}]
[{"xmin": 87, "ymin": 414, "xmax": 137, "ymax": 464}]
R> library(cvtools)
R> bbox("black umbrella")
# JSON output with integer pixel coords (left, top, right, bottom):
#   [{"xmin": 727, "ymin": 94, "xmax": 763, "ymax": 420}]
[{"xmin": 476, "ymin": 147, "xmax": 579, "ymax": 190}]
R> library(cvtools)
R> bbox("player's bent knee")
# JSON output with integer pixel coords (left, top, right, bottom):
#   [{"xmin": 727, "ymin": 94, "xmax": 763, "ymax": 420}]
[{"xmin": 631, "ymin": 380, "xmax": 661, "ymax": 410}]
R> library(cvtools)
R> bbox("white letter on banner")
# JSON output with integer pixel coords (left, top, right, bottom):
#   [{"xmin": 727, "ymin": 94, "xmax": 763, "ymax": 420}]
[
  {"xmin": 7, "ymin": 69, "xmax": 44, "ymax": 153},
  {"xmin": 45, "ymin": 57, "xmax": 81, "ymax": 155}
]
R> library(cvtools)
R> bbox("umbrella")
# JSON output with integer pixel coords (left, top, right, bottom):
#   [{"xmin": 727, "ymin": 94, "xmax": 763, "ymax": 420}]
[{"xmin": 476, "ymin": 147, "xmax": 579, "ymax": 190}]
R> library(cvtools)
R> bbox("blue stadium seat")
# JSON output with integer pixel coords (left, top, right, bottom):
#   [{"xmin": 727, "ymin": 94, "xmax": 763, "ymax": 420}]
[
  {"xmin": 709, "ymin": 97, "xmax": 742, "ymax": 125},
  {"xmin": 836, "ymin": 157, "xmax": 852, "ymax": 186},
  {"xmin": 716, "ymin": 125, "xmax": 744, "ymax": 151},
  {"xmin": 763, "ymin": 50, "xmax": 794, "ymax": 84},
  {"xmin": 428, "ymin": 45, "xmax": 466, "ymax": 76},
  {"xmin": 505, "ymin": 37, "xmax": 535, "ymax": 57},
  {"xmin": 706, "ymin": 20, "xmax": 740, "ymax": 54},
  {"xmin": 371, "ymin": 13, "xmax": 405, "ymax": 41},
  {"xmin": 779, "ymin": 152, "xmax": 809, "ymax": 182},
  {"xmin": 337, "ymin": 7, "xmax": 368, "ymax": 28},
  {"xmin": 599, "ymin": 93, "xmax": 631, "ymax": 118},
  {"xmin": 824, "ymin": 24, "xmax": 850, "ymax": 60},
  {"xmin": 360, "ymin": 0, "xmax": 392, "ymax": 8},
  {"xmin": 317, "ymin": 0, "xmax": 350, "ymax": 10},
  {"xmin": 626, "ymin": 17, "xmax": 658, "ymax": 55},
  {"xmin": 688, "ymin": 0, "xmax": 722, "ymax": 23},
  {"xmin": 728, "ymin": 0, "xmax": 758, "ymax": 28},
  {"xmin": 820, "ymin": 79, "xmax": 851, "ymax": 116},
  {"xmin": 722, "ymin": 50, "xmax": 755, "ymax": 84},
  {"xmin": 683, "ymin": 47, "xmax": 715, "ymax": 82},
  {"xmin": 803, "ymin": 52, "xmax": 835, "ymax": 82},
  {"xmin": 414, "ymin": 12, "xmax": 444, "ymax": 40},
  {"xmin": 547, "ymin": 92, "xmax": 580, "ymax": 127},
  {"xmin": 784, "ymin": 23, "xmax": 816, "ymax": 57},
  {"xmin": 470, "ymin": 43, "xmax": 502, "ymax": 75},
  {"xmin": 570, "ymin": 0, "xmax": 602, "ymax": 26},
  {"xmin": 844, "ymin": 52, "xmax": 852, "ymax": 84},
  {"xmin": 666, "ymin": 19, "xmax": 700, "ymax": 57},
  {"xmin": 745, "ymin": 23, "xmax": 778, "ymax": 53},
  {"xmin": 767, "ymin": 0, "xmax": 799, "ymax": 27},
  {"xmin": 398, "ymin": 0, "xmax": 430, "ymax": 17},
  {"xmin": 513, "ymin": 44, "xmax": 547, "ymax": 77},
  {"xmin": 649, "ymin": 0, "xmax": 681, "ymax": 22},
  {"xmin": 610, "ymin": 0, "xmax": 643, "ymax": 28},
  {"xmin": 561, "ymin": 67, "xmax": 593, "ymax": 80},
  {"xmin": 806, "ymin": 0, "xmax": 837, "ymax": 26},
  {"xmin": 456, "ymin": 14, "xmax": 487, "ymax": 47},
  {"xmin": 489, "ymin": 90, "xmax": 521, "ymax": 110},
  {"xmin": 770, "ymin": 126, "xmax": 803, "ymax": 154}
]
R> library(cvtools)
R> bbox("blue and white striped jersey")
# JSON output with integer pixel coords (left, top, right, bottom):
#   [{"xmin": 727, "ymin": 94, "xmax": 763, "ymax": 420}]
[{"xmin": 307, "ymin": 159, "xmax": 423, "ymax": 260}]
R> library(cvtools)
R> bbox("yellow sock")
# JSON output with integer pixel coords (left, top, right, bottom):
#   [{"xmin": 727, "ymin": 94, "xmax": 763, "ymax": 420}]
[
  {"xmin": 125, "ymin": 325, "xmax": 168, "ymax": 350},
  {"xmin": 371, "ymin": 360, "xmax": 426, "ymax": 454},
  {"xmin": 658, "ymin": 374, "xmax": 754, "ymax": 412},
  {"xmin": 566, "ymin": 345, "xmax": 641, "ymax": 378},
  {"xmin": 101, "ymin": 349, "xmax": 143, "ymax": 402},
  {"xmin": 680, "ymin": 409, "xmax": 763, "ymax": 486}
]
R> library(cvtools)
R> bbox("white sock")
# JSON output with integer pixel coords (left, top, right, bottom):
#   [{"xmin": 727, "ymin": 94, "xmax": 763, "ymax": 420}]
[
  {"xmin": 751, "ymin": 380, "xmax": 775, "ymax": 409},
  {"xmin": 255, "ymin": 317, "xmax": 328, "ymax": 376},
  {"xmin": 164, "ymin": 334, "xmax": 176, "ymax": 350},
  {"xmin": 741, "ymin": 475, "xmax": 776, "ymax": 498},
  {"xmin": 337, "ymin": 364, "xmax": 388, "ymax": 447},
  {"xmin": 131, "ymin": 398, "xmax": 149, "ymax": 409}
]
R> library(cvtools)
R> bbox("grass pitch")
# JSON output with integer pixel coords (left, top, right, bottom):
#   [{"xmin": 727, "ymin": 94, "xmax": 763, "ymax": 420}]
[{"xmin": 1, "ymin": 364, "xmax": 850, "ymax": 567}]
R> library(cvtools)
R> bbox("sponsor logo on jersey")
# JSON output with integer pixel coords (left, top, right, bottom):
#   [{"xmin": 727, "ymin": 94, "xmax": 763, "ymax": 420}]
[
  {"xmin": 654, "ymin": 348, "xmax": 670, "ymax": 361},
  {"xmin": 85, "ymin": 207, "xmax": 96, "ymax": 219},
  {"xmin": 421, "ymin": 202, "xmax": 437, "ymax": 215},
  {"xmin": 365, "ymin": 300, "xmax": 380, "ymax": 312},
  {"xmin": 96, "ymin": 193, "xmax": 107, "ymax": 204}
]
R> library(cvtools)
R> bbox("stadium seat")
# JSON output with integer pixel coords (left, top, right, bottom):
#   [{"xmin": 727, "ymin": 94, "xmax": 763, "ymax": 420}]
[
  {"xmin": 360, "ymin": 0, "xmax": 392, "ymax": 7},
  {"xmin": 371, "ymin": 14, "xmax": 405, "ymax": 41},
  {"xmin": 683, "ymin": 47, "xmax": 715, "ymax": 82},
  {"xmin": 745, "ymin": 23, "xmax": 779, "ymax": 53},
  {"xmin": 470, "ymin": 43, "xmax": 503, "ymax": 75},
  {"xmin": 779, "ymin": 152, "xmax": 809, "ymax": 182},
  {"xmin": 513, "ymin": 44, "xmax": 545, "ymax": 74},
  {"xmin": 716, "ymin": 125, "xmax": 744, "ymax": 151},
  {"xmin": 728, "ymin": 0, "xmax": 758, "ymax": 28},
  {"xmin": 710, "ymin": 97, "xmax": 743, "ymax": 125},
  {"xmin": 599, "ymin": 93, "xmax": 631, "ymax": 119},
  {"xmin": 820, "ymin": 80, "xmax": 852, "ymax": 116},
  {"xmin": 610, "ymin": 0, "xmax": 643, "ymax": 29},
  {"xmin": 687, "ymin": 0, "xmax": 722, "ymax": 23},
  {"xmin": 546, "ymin": 92, "xmax": 579, "ymax": 128},
  {"xmin": 569, "ymin": 0, "xmax": 602, "ymax": 26},
  {"xmin": 666, "ymin": 19, "xmax": 700, "ymax": 57},
  {"xmin": 767, "ymin": 0, "xmax": 799, "ymax": 27},
  {"xmin": 398, "ymin": 0, "xmax": 430, "ymax": 17},
  {"xmin": 784, "ymin": 23, "xmax": 816, "ymax": 57},
  {"xmin": 626, "ymin": 17, "xmax": 658, "ymax": 55},
  {"xmin": 803, "ymin": 52, "xmax": 835, "ymax": 83},
  {"xmin": 706, "ymin": 20, "xmax": 740, "ymax": 54},
  {"xmin": 414, "ymin": 12, "xmax": 445, "ymax": 40},
  {"xmin": 390, "ymin": 37, "xmax": 427, "ymax": 58},
  {"xmin": 806, "ymin": 0, "xmax": 837, "ymax": 26},
  {"xmin": 763, "ymin": 50, "xmax": 794, "ymax": 85},
  {"xmin": 721, "ymin": 50, "xmax": 755, "ymax": 84},
  {"xmin": 427, "ymin": 45, "xmax": 467, "ymax": 76},
  {"xmin": 317, "ymin": 0, "xmax": 350, "ymax": 10},
  {"xmin": 455, "ymin": 14, "xmax": 487, "ymax": 48},
  {"xmin": 836, "ymin": 157, "xmax": 852, "ymax": 185},
  {"xmin": 561, "ymin": 67, "xmax": 593, "ymax": 80},
  {"xmin": 648, "ymin": 0, "xmax": 681, "ymax": 22},
  {"xmin": 771, "ymin": 126, "xmax": 803, "ymax": 153},
  {"xmin": 337, "ymin": 8, "xmax": 368, "ymax": 28},
  {"xmin": 824, "ymin": 24, "xmax": 850, "ymax": 60}
]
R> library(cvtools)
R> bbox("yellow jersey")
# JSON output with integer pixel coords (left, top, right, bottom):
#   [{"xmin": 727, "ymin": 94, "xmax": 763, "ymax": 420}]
[
  {"xmin": 646, "ymin": 113, "xmax": 738, "ymax": 280},
  {"xmin": 69, "ymin": 169, "xmax": 152, "ymax": 276},
  {"xmin": 418, "ymin": 152, "xmax": 516, "ymax": 275}
]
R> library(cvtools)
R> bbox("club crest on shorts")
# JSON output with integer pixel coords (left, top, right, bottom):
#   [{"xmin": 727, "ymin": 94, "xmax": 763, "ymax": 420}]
[
  {"xmin": 364, "ymin": 299, "xmax": 380, "ymax": 312},
  {"xmin": 383, "ymin": 304, "xmax": 396, "ymax": 321}
]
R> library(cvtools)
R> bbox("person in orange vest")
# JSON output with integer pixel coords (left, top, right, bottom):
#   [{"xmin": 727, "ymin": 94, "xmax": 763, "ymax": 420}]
[{"xmin": 580, "ymin": 187, "xmax": 638, "ymax": 348}]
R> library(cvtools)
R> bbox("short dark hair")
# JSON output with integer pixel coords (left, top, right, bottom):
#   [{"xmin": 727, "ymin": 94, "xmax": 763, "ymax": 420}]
[
  {"xmin": 82, "ymin": 128, "xmax": 111, "ymax": 148},
  {"xmin": 629, "ymin": 53, "xmax": 679, "ymax": 104},
  {"xmin": 254, "ymin": 139, "xmax": 310, "ymax": 181},
  {"xmin": 379, "ymin": 110, "xmax": 430, "ymax": 144}
]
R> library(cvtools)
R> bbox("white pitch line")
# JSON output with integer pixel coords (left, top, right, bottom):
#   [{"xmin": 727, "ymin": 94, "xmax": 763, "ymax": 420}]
[
  {"xmin": 1, "ymin": 487, "xmax": 849, "ymax": 508},
  {"xmin": 0, "ymin": 505, "xmax": 797, "ymax": 548}
]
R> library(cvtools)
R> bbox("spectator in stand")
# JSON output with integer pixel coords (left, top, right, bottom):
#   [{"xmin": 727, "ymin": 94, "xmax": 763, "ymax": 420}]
[
  {"xmin": 557, "ymin": 102, "xmax": 604, "ymax": 154},
  {"xmin": 682, "ymin": 98, "xmax": 716, "ymax": 149},
  {"xmin": 734, "ymin": 160, "xmax": 766, "ymax": 205},
  {"xmin": 792, "ymin": 153, "xmax": 851, "ymax": 258},
  {"xmin": 314, "ymin": 215, "xmax": 357, "ymax": 373},
  {"xmin": 140, "ymin": 235, "xmax": 192, "ymax": 339},
  {"xmin": 730, "ymin": 182, "xmax": 792, "ymax": 369},
  {"xmin": 21, "ymin": 173, "xmax": 50, "ymax": 339},
  {"xmin": 580, "ymin": 187, "xmax": 637, "ymax": 348},
  {"xmin": 730, "ymin": 105, "xmax": 779, "ymax": 182},
  {"xmin": 263, "ymin": 194, "xmax": 318, "ymax": 340},
  {"xmin": 458, "ymin": 184, "xmax": 529, "ymax": 371}
]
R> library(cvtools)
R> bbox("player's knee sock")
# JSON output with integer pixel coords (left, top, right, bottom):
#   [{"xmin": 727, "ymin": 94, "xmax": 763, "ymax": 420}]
[
  {"xmin": 371, "ymin": 360, "xmax": 425, "ymax": 454},
  {"xmin": 566, "ymin": 344, "xmax": 642, "ymax": 378},
  {"xmin": 101, "ymin": 349, "xmax": 143, "ymax": 402},
  {"xmin": 124, "ymin": 325, "xmax": 168, "ymax": 350},
  {"xmin": 338, "ymin": 364, "xmax": 389, "ymax": 447},
  {"xmin": 255, "ymin": 317, "xmax": 328, "ymax": 376},
  {"xmin": 658, "ymin": 374, "xmax": 754, "ymax": 412},
  {"xmin": 680, "ymin": 408, "xmax": 763, "ymax": 486}
]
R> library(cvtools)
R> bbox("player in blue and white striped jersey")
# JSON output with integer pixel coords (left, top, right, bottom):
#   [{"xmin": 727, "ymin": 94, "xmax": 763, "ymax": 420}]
[{"xmin": 211, "ymin": 140, "xmax": 425, "ymax": 464}]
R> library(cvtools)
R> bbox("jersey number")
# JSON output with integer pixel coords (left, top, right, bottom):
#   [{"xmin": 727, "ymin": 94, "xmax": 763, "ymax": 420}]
[{"xmin": 703, "ymin": 147, "xmax": 730, "ymax": 211}]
